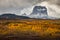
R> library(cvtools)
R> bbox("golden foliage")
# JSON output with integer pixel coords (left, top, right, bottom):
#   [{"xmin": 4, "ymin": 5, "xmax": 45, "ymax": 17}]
[{"xmin": 0, "ymin": 19, "xmax": 60, "ymax": 37}]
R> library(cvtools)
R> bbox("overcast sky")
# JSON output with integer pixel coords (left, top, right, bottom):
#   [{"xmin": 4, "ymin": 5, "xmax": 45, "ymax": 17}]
[{"xmin": 0, "ymin": 0, "xmax": 60, "ymax": 18}]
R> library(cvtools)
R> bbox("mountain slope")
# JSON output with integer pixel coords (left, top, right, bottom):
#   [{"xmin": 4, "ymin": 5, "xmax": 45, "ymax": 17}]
[
  {"xmin": 0, "ymin": 14, "xmax": 30, "ymax": 19},
  {"xmin": 28, "ymin": 6, "xmax": 58, "ymax": 19}
]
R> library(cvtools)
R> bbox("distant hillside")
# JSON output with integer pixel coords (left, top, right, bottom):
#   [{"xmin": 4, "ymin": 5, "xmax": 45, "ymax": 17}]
[{"xmin": 0, "ymin": 14, "xmax": 30, "ymax": 19}]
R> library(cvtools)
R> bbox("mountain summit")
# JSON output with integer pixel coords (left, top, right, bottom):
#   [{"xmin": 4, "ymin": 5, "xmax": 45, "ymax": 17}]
[
  {"xmin": 30, "ymin": 6, "xmax": 48, "ymax": 19},
  {"xmin": 28, "ymin": 6, "xmax": 58, "ymax": 19},
  {"xmin": 31, "ymin": 6, "xmax": 48, "ymax": 15}
]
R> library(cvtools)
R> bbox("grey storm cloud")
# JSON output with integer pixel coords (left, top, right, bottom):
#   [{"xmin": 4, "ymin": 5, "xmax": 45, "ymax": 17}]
[
  {"xmin": 0, "ymin": 0, "xmax": 40, "ymax": 14},
  {"xmin": 0, "ymin": 0, "xmax": 39, "ymax": 8},
  {"xmin": 0, "ymin": 0, "xmax": 60, "ymax": 9},
  {"xmin": 0, "ymin": 0, "xmax": 60, "ymax": 18},
  {"xmin": 0, "ymin": 0, "xmax": 45, "ymax": 14}
]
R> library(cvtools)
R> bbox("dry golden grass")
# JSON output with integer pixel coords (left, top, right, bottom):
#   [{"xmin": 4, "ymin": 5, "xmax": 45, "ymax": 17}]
[{"xmin": 0, "ymin": 19, "xmax": 60, "ymax": 39}]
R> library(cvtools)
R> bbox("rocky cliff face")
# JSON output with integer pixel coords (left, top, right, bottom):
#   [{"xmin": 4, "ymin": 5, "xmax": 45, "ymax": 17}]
[
  {"xmin": 29, "ymin": 6, "xmax": 58, "ymax": 19},
  {"xmin": 30, "ymin": 6, "xmax": 48, "ymax": 18}
]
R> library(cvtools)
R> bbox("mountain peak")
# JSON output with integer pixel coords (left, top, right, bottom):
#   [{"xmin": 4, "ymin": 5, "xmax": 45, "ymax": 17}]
[
  {"xmin": 29, "ymin": 6, "xmax": 48, "ymax": 18},
  {"xmin": 30, "ymin": 6, "xmax": 48, "ymax": 16}
]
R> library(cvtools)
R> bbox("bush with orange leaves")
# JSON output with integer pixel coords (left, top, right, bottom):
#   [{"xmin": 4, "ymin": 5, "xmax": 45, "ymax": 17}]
[{"xmin": 0, "ymin": 19, "xmax": 60, "ymax": 38}]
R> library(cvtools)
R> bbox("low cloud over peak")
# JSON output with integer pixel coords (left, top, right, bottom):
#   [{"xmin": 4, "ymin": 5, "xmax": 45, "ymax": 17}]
[{"xmin": 0, "ymin": 0, "xmax": 60, "ymax": 18}]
